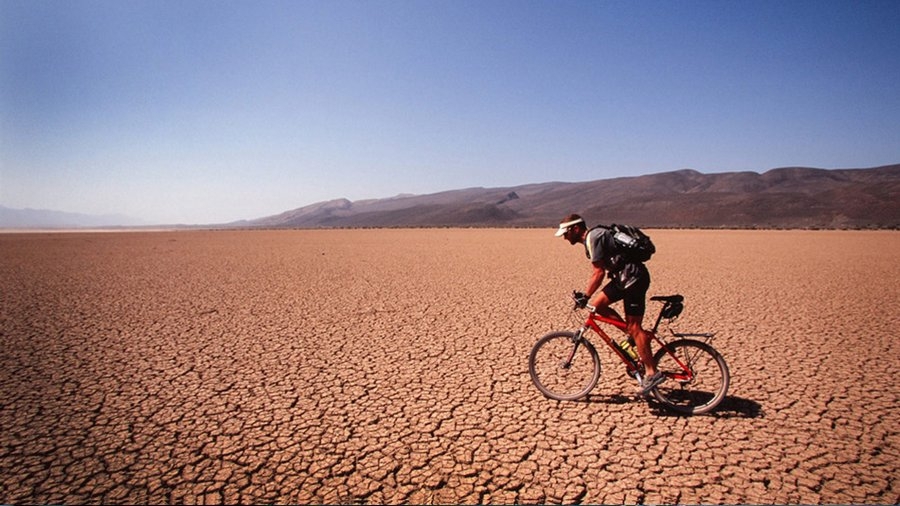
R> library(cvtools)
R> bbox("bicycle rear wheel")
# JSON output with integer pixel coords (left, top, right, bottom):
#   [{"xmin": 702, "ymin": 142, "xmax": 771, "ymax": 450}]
[
  {"xmin": 651, "ymin": 339, "xmax": 729, "ymax": 415},
  {"xmin": 529, "ymin": 331, "xmax": 601, "ymax": 401}
]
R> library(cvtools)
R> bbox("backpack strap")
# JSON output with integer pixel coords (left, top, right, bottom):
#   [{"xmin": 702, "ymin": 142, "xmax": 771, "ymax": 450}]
[{"xmin": 583, "ymin": 225, "xmax": 612, "ymax": 261}]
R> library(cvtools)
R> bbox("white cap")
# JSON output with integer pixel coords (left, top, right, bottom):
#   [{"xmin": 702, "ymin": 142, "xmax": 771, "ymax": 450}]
[{"xmin": 554, "ymin": 218, "xmax": 585, "ymax": 237}]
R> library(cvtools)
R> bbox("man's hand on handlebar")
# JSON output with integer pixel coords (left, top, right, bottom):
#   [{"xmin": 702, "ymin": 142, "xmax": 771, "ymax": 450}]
[{"xmin": 572, "ymin": 291, "xmax": 589, "ymax": 309}]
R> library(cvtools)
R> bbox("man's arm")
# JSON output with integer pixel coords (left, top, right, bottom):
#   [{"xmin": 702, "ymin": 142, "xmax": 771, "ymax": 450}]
[{"xmin": 585, "ymin": 261, "xmax": 606, "ymax": 299}]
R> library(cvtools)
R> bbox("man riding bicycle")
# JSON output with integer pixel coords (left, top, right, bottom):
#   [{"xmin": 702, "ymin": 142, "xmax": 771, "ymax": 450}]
[{"xmin": 555, "ymin": 213, "xmax": 665, "ymax": 394}]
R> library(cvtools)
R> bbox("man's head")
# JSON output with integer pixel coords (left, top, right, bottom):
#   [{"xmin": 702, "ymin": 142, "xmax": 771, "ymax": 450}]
[{"xmin": 554, "ymin": 213, "xmax": 587, "ymax": 245}]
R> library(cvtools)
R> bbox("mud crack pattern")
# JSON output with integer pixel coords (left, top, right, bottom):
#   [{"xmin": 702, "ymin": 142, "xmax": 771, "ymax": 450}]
[{"xmin": 1, "ymin": 229, "xmax": 897, "ymax": 504}]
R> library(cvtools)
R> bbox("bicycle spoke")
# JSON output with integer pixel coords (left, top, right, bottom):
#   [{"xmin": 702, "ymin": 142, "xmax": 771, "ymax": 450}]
[
  {"xmin": 529, "ymin": 332, "xmax": 601, "ymax": 401},
  {"xmin": 652, "ymin": 339, "xmax": 729, "ymax": 415}
]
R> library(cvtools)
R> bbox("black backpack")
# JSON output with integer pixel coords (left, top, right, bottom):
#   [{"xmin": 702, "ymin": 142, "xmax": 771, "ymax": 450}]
[{"xmin": 604, "ymin": 223, "xmax": 655, "ymax": 263}]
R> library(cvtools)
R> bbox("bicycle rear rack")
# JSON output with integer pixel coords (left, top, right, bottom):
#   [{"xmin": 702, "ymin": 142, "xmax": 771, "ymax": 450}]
[{"xmin": 671, "ymin": 331, "xmax": 716, "ymax": 344}]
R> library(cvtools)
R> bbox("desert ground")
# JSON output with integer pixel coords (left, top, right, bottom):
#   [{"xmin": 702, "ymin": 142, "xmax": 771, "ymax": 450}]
[{"xmin": 1, "ymin": 228, "xmax": 897, "ymax": 504}]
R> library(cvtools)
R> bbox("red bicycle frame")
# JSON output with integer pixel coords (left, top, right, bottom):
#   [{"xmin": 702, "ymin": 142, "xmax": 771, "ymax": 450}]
[{"xmin": 580, "ymin": 309, "xmax": 695, "ymax": 382}]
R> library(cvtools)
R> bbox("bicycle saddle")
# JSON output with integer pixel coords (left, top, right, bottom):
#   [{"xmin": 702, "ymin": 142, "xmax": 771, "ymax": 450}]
[{"xmin": 650, "ymin": 294, "xmax": 684, "ymax": 303}]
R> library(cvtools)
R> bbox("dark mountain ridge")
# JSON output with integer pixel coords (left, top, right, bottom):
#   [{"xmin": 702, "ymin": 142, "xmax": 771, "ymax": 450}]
[{"xmin": 242, "ymin": 164, "xmax": 900, "ymax": 229}]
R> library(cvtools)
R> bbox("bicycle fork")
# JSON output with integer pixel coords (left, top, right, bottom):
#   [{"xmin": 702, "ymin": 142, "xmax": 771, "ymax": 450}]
[{"xmin": 561, "ymin": 327, "xmax": 588, "ymax": 369}]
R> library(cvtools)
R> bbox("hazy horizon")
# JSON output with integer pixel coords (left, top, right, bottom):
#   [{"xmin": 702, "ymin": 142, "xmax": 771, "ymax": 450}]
[{"xmin": 3, "ymin": 1, "xmax": 899, "ymax": 224}]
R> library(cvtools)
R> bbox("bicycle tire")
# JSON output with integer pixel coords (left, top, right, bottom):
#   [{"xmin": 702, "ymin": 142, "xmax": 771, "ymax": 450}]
[
  {"xmin": 529, "ymin": 331, "xmax": 601, "ymax": 401},
  {"xmin": 651, "ymin": 339, "xmax": 730, "ymax": 415}
]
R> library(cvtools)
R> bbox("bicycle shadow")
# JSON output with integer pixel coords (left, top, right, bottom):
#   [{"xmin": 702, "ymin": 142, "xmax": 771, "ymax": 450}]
[
  {"xmin": 578, "ymin": 393, "xmax": 635, "ymax": 405},
  {"xmin": 578, "ymin": 393, "xmax": 763, "ymax": 418},
  {"xmin": 648, "ymin": 394, "xmax": 764, "ymax": 419}
]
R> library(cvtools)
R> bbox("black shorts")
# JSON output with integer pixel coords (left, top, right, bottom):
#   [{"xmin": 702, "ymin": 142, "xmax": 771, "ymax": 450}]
[{"xmin": 602, "ymin": 263, "xmax": 651, "ymax": 316}]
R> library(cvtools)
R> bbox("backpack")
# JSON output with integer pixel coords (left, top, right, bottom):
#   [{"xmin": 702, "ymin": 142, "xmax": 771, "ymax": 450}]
[{"xmin": 604, "ymin": 223, "xmax": 655, "ymax": 263}]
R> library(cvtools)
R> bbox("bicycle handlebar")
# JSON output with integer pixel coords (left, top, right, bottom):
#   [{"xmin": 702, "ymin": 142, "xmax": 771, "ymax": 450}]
[
  {"xmin": 570, "ymin": 291, "xmax": 606, "ymax": 315},
  {"xmin": 571, "ymin": 290, "xmax": 589, "ymax": 309}
]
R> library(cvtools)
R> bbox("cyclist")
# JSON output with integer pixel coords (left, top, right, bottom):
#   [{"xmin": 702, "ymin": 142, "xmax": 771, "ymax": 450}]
[{"xmin": 554, "ymin": 213, "xmax": 665, "ymax": 394}]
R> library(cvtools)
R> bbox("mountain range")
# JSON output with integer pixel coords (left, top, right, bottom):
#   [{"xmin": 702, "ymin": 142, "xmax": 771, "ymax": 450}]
[
  {"xmin": 0, "ymin": 206, "xmax": 145, "ymax": 229},
  {"xmin": 3, "ymin": 164, "xmax": 897, "ymax": 230},
  {"xmin": 240, "ymin": 164, "xmax": 900, "ymax": 229}
]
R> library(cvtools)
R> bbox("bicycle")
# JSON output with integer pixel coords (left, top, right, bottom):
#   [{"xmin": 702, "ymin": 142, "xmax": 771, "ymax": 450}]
[{"xmin": 528, "ymin": 292, "xmax": 730, "ymax": 415}]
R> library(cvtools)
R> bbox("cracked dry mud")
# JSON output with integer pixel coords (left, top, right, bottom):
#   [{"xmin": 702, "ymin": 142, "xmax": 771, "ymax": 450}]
[{"xmin": 1, "ymin": 229, "xmax": 897, "ymax": 504}]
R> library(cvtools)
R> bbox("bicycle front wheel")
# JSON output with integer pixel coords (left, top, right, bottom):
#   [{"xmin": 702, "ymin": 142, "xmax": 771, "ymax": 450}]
[
  {"xmin": 529, "ymin": 331, "xmax": 601, "ymax": 401},
  {"xmin": 652, "ymin": 339, "xmax": 730, "ymax": 415}
]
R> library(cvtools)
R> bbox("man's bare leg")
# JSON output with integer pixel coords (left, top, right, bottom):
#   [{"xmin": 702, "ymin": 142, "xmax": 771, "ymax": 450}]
[
  {"xmin": 589, "ymin": 291, "xmax": 625, "ymax": 326},
  {"xmin": 627, "ymin": 315, "xmax": 657, "ymax": 376}
]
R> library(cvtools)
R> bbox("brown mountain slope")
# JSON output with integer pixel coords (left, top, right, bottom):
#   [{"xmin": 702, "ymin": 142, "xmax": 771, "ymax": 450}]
[{"xmin": 242, "ymin": 164, "xmax": 900, "ymax": 229}]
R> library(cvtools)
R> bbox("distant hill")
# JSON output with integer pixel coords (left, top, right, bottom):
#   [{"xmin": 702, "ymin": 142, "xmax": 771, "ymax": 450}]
[
  {"xmin": 241, "ymin": 164, "xmax": 900, "ymax": 229},
  {"xmin": 0, "ymin": 206, "xmax": 144, "ymax": 229}
]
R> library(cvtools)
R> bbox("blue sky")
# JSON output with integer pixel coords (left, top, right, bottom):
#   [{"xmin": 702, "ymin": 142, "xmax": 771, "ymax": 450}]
[{"xmin": 2, "ymin": 0, "xmax": 899, "ymax": 224}]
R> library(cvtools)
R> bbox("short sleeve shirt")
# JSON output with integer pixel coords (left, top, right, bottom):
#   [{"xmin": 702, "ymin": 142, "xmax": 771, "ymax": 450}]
[
  {"xmin": 584, "ymin": 227, "xmax": 609, "ymax": 264},
  {"xmin": 584, "ymin": 227, "xmax": 627, "ymax": 273}
]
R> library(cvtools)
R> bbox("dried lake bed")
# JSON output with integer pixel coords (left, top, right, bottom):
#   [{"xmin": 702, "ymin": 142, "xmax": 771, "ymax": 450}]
[{"xmin": 1, "ymin": 229, "xmax": 897, "ymax": 504}]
